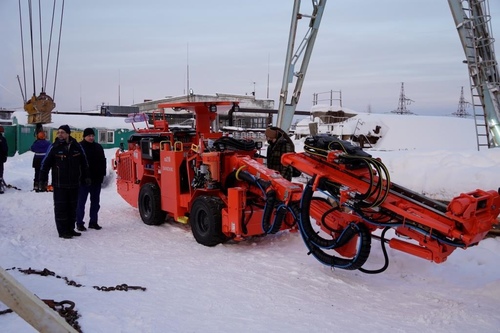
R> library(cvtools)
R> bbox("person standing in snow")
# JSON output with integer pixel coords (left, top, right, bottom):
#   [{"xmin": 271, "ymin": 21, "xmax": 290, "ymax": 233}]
[
  {"xmin": 39, "ymin": 125, "xmax": 90, "ymax": 239},
  {"xmin": 30, "ymin": 131, "xmax": 51, "ymax": 192},
  {"xmin": 76, "ymin": 128, "xmax": 106, "ymax": 231},
  {"xmin": 264, "ymin": 126, "xmax": 296, "ymax": 181},
  {"xmin": 0, "ymin": 126, "xmax": 8, "ymax": 194}
]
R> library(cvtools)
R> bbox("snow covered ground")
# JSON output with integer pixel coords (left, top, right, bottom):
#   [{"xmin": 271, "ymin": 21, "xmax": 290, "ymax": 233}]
[{"xmin": 1, "ymin": 114, "xmax": 500, "ymax": 332}]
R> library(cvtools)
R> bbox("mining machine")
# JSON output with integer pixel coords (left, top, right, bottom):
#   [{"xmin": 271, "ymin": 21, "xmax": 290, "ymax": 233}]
[{"xmin": 113, "ymin": 101, "xmax": 303, "ymax": 246}]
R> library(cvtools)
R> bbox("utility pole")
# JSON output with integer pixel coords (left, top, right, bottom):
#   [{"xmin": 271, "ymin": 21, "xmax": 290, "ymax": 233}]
[
  {"xmin": 118, "ymin": 69, "xmax": 121, "ymax": 106},
  {"xmin": 267, "ymin": 53, "xmax": 270, "ymax": 99},
  {"xmin": 79, "ymin": 84, "xmax": 82, "ymax": 112},
  {"xmin": 186, "ymin": 43, "xmax": 190, "ymax": 99}
]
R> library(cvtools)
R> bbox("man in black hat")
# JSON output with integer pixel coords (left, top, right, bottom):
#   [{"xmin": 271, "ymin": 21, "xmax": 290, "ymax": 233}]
[
  {"xmin": 264, "ymin": 126, "xmax": 296, "ymax": 181},
  {"xmin": 40, "ymin": 125, "xmax": 91, "ymax": 239},
  {"xmin": 76, "ymin": 128, "xmax": 106, "ymax": 231}
]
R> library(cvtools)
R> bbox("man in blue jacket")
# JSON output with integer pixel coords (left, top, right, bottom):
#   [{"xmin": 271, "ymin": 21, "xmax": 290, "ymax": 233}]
[
  {"xmin": 40, "ymin": 125, "xmax": 90, "ymax": 239},
  {"xmin": 30, "ymin": 131, "xmax": 51, "ymax": 192}
]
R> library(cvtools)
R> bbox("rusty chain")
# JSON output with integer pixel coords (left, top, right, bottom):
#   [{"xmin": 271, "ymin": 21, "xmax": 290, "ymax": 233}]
[
  {"xmin": 6, "ymin": 267, "xmax": 146, "ymax": 291},
  {"xmin": 43, "ymin": 299, "xmax": 82, "ymax": 333},
  {"xmin": 1, "ymin": 267, "xmax": 147, "ymax": 332},
  {"xmin": 93, "ymin": 284, "xmax": 146, "ymax": 291},
  {"xmin": 0, "ymin": 299, "xmax": 82, "ymax": 332}
]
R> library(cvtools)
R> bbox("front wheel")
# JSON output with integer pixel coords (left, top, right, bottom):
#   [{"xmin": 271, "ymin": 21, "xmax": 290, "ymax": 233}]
[
  {"xmin": 190, "ymin": 196, "xmax": 225, "ymax": 246},
  {"xmin": 138, "ymin": 183, "xmax": 166, "ymax": 225}
]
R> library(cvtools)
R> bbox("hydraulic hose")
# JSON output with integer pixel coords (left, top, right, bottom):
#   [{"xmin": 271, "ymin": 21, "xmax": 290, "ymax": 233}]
[
  {"xmin": 235, "ymin": 168, "xmax": 270, "ymax": 195},
  {"xmin": 299, "ymin": 177, "xmax": 371, "ymax": 270},
  {"xmin": 340, "ymin": 154, "xmax": 390, "ymax": 209},
  {"xmin": 304, "ymin": 145, "xmax": 390, "ymax": 209},
  {"xmin": 235, "ymin": 169, "xmax": 283, "ymax": 234},
  {"xmin": 358, "ymin": 227, "xmax": 390, "ymax": 274},
  {"xmin": 262, "ymin": 191, "xmax": 282, "ymax": 234},
  {"xmin": 352, "ymin": 206, "xmax": 468, "ymax": 248}
]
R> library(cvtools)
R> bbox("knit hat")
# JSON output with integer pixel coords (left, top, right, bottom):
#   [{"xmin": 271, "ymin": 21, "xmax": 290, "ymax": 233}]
[
  {"xmin": 265, "ymin": 127, "xmax": 277, "ymax": 139},
  {"xmin": 83, "ymin": 128, "xmax": 95, "ymax": 137},
  {"xmin": 58, "ymin": 124, "xmax": 71, "ymax": 134},
  {"xmin": 37, "ymin": 131, "xmax": 46, "ymax": 140}
]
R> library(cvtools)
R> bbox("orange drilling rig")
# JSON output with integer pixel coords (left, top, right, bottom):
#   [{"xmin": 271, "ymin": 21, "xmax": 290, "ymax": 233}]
[{"xmin": 113, "ymin": 101, "xmax": 303, "ymax": 246}]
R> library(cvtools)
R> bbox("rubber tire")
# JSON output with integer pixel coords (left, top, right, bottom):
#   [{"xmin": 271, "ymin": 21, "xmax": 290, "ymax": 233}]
[
  {"xmin": 190, "ymin": 196, "xmax": 225, "ymax": 247},
  {"xmin": 138, "ymin": 183, "xmax": 166, "ymax": 225}
]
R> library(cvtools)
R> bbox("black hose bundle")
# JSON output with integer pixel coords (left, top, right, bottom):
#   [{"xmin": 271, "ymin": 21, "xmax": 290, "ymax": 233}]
[
  {"xmin": 213, "ymin": 137, "xmax": 256, "ymax": 151},
  {"xmin": 304, "ymin": 135, "xmax": 391, "ymax": 209},
  {"xmin": 304, "ymin": 135, "xmax": 371, "ymax": 169},
  {"xmin": 298, "ymin": 177, "xmax": 372, "ymax": 270},
  {"xmin": 235, "ymin": 169, "xmax": 284, "ymax": 234},
  {"xmin": 261, "ymin": 190, "xmax": 282, "ymax": 234}
]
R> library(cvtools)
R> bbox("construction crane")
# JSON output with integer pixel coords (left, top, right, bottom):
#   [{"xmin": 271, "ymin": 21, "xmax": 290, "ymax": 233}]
[
  {"xmin": 276, "ymin": 0, "xmax": 326, "ymax": 132},
  {"xmin": 448, "ymin": 0, "xmax": 500, "ymax": 149}
]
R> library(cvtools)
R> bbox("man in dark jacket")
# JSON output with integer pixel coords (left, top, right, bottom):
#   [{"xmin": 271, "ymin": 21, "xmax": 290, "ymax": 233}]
[
  {"xmin": 0, "ymin": 126, "xmax": 8, "ymax": 194},
  {"xmin": 265, "ymin": 126, "xmax": 296, "ymax": 181},
  {"xmin": 76, "ymin": 128, "xmax": 106, "ymax": 231},
  {"xmin": 40, "ymin": 125, "xmax": 90, "ymax": 239}
]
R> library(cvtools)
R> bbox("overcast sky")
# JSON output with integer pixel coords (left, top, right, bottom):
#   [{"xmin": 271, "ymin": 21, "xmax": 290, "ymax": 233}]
[{"xmin": 1, "ymin": 0, "xmax": 499, "ymax": 116}]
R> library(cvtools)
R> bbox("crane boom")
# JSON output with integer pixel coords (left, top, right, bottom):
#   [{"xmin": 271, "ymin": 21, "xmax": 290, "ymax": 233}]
[
  {"xmin": 448, "ymin": 0, "xmax": 500, "ymax": 148},
  {"xmin": 276, "ymin": 0, "xmax": 326, "ymax": 132}
]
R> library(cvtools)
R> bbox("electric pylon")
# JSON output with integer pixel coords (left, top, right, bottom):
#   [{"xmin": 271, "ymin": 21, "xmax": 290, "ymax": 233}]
[
  {"xmin": 452, "ymin": 86, "xmax": 471, "ymax": 118},
  {"xmin": 391, "ymin": 82, "xmax": 414, "ymax": 115}
]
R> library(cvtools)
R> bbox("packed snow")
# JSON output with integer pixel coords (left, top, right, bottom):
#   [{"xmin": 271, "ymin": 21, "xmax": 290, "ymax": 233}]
[{"xmin": 1, "ymin": 113, "xmax": 500, "ymax": 333}]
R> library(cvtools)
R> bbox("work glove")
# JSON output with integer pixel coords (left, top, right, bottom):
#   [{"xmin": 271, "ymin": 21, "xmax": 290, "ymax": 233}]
[
  {"xmin": 85, "ymin": 178, "xmax": 92, "ymax": 186},
  {"xmin": 38, "ymin": 181, "xmax": 48, "ymax": 192}
]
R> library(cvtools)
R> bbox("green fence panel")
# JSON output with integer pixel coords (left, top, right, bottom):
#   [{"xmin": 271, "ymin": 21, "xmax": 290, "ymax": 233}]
[
  {"xmin": 2, "ymin": 125, "xmax": 17, "ymax": 157},
  {"xmin": 11, "ymin": 124, "xmax": 135, "ymax": 155}
]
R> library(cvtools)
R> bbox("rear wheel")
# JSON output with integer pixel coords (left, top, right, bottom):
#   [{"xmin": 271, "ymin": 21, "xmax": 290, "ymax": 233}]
[
  {"xmin": 138, "ymin": 183, "xmax": 166, "ymax": 225},
  {"xmin": 190, "ymin": 196, "xmax": 225, "ymax": 246}
]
